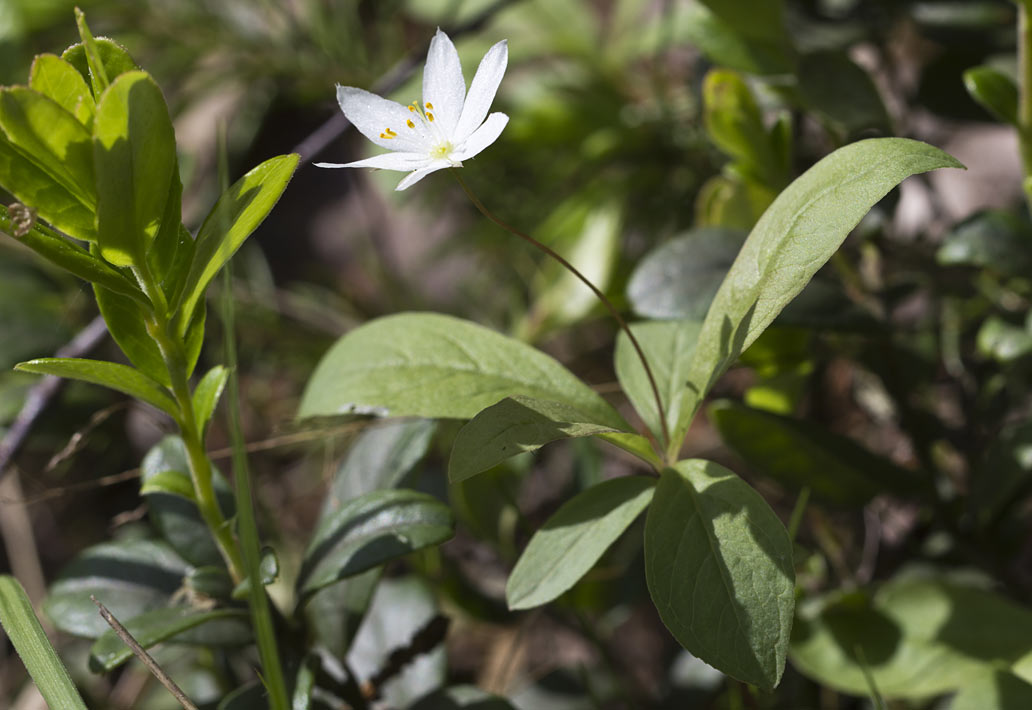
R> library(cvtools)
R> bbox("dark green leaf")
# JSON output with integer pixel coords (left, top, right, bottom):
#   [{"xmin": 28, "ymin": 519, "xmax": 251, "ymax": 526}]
[
  {"xmin": 449, "ymin": 395, "xmax": 622, "ymax": 483},
  {"xmin": 798, "ymin": 50, "xmax": 891, "ymax": 137},
  {"xmin": 507, "ymin": 476, "xmax": 654, "ymax": 610},
  {"xmin": 0, "ymin": 576, "xmax": 89, "ymax": 710},
  {"xmin": 193, "ymin": 365, "xmax": 229, "ymax": 435},
  {"xmin": 299, "ymin": 313, "xmax": 627, "ymax": 430},
  {"xmin": 325, "ymin": 418, "xmax": 436, "ymax": 511},
  {"xmin": 679, "ymin": 139, "xmax": 963, "ymax": 440},
  {"xmin": 708, "ymin": 399, "xmax": 926, "ymax": 504},
  {"xmin": 43, "ymin": 539, "xmax": 191, "ymax": 638},
  {"xmin": 89, "ymin": 607, "xmax": 250, "ymax": 672},
  {"xmin": 92, "ymin": 71, "xmax": 177, "ymax": 268},
  {"xmin": 936, "ymin": 210, "xmax": 1032, "ymax": 276},
  {"xmin": 303, "ymin": 568, "xmax": 381, "ymax": 660},
  {"xmin": 174, "ymin": 153, "xmax": 299, "ymax": 334},
  {"xmin": 683, "ymin": 4, "xmax": 795, "ymax": 75},
  {"xmin": 298, "ymin": 489, "xmax": 454, "ymax": 598},
  {"xmin": 15, "ymin": 357, "xmax": 177, "ymax": 416},
  {"xmin": 964, "ymin": 65, "xmax": 1020, "ymax": 125},
  {"xmin": 28, "ymin": 53, "xmax": 94, "ymax": 125},
  {"xmin": 645, "ymin": 459, "xmax": 795, "ymax": 689},
  {"xmin": 791, "ymin": 572, "xmax": 1032, "ymax": 698},
  {"xmin": 615, "ymin": 320, "xmax": 702, "ymax": 440}
]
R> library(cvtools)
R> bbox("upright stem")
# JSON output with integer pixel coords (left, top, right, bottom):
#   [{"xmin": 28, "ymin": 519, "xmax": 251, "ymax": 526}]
[
  {"xmin": 452, "ymin": 172, "xmax": 672, "ymax": 453},
  {"xmin": 1019, "ymin": 0, "xmax": 1032, "ymax": 208},
  {"xmin": 134, "ymin": 264, "xmax": 245, "ymax": 583}
]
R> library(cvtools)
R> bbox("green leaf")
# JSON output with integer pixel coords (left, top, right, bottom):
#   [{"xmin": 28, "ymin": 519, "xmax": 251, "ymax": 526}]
[
  {"xmin": 62, "ymin": 37, "xmax": 138, "ymax": 97},
  {"xmin": 15, "ymin": 357, "xmax": 177, "ymax": 417},
  {"xmin": 193, "ymin": 365, "xmax": 229, "ymax": 435},
  {"xmin": 977, "ymin": 316, "xmax": 1032, "ymax": 363},
  {"xmin": 29, "ymin": 53, "xmax": 94, "ymax": 125},
  {"xmin": 89, "ymin": 607, "xmax": 250, "ymax": 672},
  {"xmin": 696, "ymin": 0, "xmax": 788, "ymax": 44},
  {"xmin": 678, "ymin": 138, "xmax": 963, "ymax": 440},
  {"xmin": 0, "ymin": 206, "xmax": 145, "ymax": 302},
  {"xmin": 44, "ymin": 539, "xmax": 191, "ymax": 638},
  {"xmin": 708, "ymin": 399, "xmax": 926, "ymax": 504},
  {"xmin": 964, "ymin": 65, "xmax": 1019, "ymax": 125},
  {"xmin": 0, "ymin": 87, "xmax": 96, "ymax": 216},
  {"xmin": 682, "ymin": 4, "xmax": 794, "ymax": 75},
  {"xmin": 791, "ymin": 572, "xmax": 1032, "ymax": 698},
  {"xmin": 615, "ymin": 320, "xmax": 702, "ymax": 441},
  {"xmin": 174, "ymin": 153, "xmax": 300, "ymax": 334},
  {"xmin": 299, "ymin": 312, "xmax": 627, "ymax": 430},
  {"xmin": 507, "ymin": 476, "xmax": 654, "ymax": 610},
  {"xmin": 298, "ymin": 489, "xmax": 454, "ymax": 599},
  {"xmin": 324, "ymin": 418, "xmax": 436, "ymax": 511},
  {"xmin": 950, "ymin": 671, "xmax": 1032, "ymax": 710},
  {"xmin": 140, "ymin": 436, "xmax": 234, "ymax": 568},
  {"xmin": 0, "ymin": 132, "xmax": 97, "ymax": 241},
  {"xmin": 449, "ymin": 395, "xmax": 622, "ymax": 483},
  {"xmin": 92, "ymin": 71, "xmax": 177, "ymax": 267},
  {"xmin": 627, "ymin": 229, "xmax": 747, "ymax": 320},
  {"xmin": 644, "ymin": 459, "xmax": 795, "ymax": 689},
  {"xmin": 73, "ymin": 9, "xmax": 111, "ymax": 95},
  {"xmin": 936, "ymin": 210, "xmax": 1032, "ymax": 276},
  {"xmin": 303, "ymin": 569, "xmax": 381, "ymax": 660},
  {"xmin": 93, "ymin": 282, "xmax": 170, "ymax": 385},
  {"xmin": 797, "ymin": 50, "xmax": 892, "ymax": 138},
  {"xmin": 0, "ymin": 575, "xmax": 89, "ymax": 710}
]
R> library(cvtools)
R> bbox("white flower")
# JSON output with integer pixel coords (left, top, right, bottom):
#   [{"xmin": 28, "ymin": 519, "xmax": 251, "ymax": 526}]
[{"xmin": 316, "ymin": 29, "xmax": 509, "ymax": 191}]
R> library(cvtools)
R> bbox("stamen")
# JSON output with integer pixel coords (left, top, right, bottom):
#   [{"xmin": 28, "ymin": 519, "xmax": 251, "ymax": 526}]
[
  {"xmin": 386, "ymin": 128, "xmax": 397, "ymax": 137},
  {"xmin": 427, "ymin": 112, "xmax": 435, "ymax": 122},
  {"xmin": 425, "ymin": 102, "xmax": 434, "ymax": 110},
  {"xmin": 380, "ymin": 127, "xmax": 395, "ymax": 139},
  {"xmin": 406, "ymin": 119, "xmax": 415, "ymax": 128},
  {"xmin": 408, "ymin": 104, "xmax": 417, "ymax": 112}
]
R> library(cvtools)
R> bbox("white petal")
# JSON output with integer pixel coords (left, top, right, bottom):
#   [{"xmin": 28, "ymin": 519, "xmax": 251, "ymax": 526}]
[
  {"xmin": 336, "ymin": 85, "xmax": 430, "ymax": 152},
  {"xmin": 395, "ymin": 161, "xmax": 453, "ymax": 191},
  {"xmin": 453, "ymin": 39, "xmax": 507, "ymax": 142},
  {"xmin": 422, "ymin": 29, "xmax": 465, "ymax": 138},
  {"xmin": 315, "ymin": 152, "xmax": 430, "ymax": 172},
  {"xmin": 453, "ymin": 112, "xmax": 509, "ymax": 161}
]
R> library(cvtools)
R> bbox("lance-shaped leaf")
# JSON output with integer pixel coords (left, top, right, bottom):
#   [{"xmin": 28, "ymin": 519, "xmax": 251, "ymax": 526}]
[
  {"xmin": 644, "ymin": 459, "xmax": 795, "ymax": 689},
  {"xmin": 16, "ymin": 357, "xmax": 177, "ymax": 417},
  {"xmin": 29, "ymin": 53, "xmax": 95, "ymax": 125},
  {"xmin": 449, "ymin": 395, "xmax": 623, "ymax": 483},
  {"xmin": 299, "ymin": 312, "xmax": 627, "ymax": 431},
  {"xmin": 298, "ymin": 489, "xmax": 454, "ymax": 599},
  {"xmin": 174, "ymin": 153, "xmax": 299, "ymax": 335},
  {"xmin": 507, "ymin": 476, "xmax": 655, "ymax": 610},
  {"xmin": 93, "ymin": 71, "xmax": 176, "ymax": 267},
  {"xmin": 678, "ymin": 138, "xmax": 963, "ymax": 440},
  {"xmin": 89, "ymin": 607, "xmax": 251, "ymax": 672}
]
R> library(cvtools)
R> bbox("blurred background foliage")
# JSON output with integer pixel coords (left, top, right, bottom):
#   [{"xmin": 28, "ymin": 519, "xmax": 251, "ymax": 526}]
[{"xmin": 2, "ymin": 0, "xmax": 1032, "ymax": 708}]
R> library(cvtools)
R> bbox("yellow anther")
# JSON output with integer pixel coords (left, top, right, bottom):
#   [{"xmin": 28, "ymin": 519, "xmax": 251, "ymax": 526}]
[
  {"xmin": 406, "ymin": 119, "xmax": 415, "ymax": 128},
  {"xmin": 427, "ymin": 112, "xmax": 435, "ymax": 122},
  {"xmin": 425, "ymin": 102, "xmax": 434, "ymax": 110},
  {"xmin": 409, "ymin": 104, "xmax": 417, "ymax": 112},
  {"xmin": 386, "ymin": 128, "xmax": 397, "ymax": 136}
]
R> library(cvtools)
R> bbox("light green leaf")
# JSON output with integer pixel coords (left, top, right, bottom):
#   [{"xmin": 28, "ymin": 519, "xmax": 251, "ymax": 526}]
[
  {"xmin": 89, "ymin": 607, "xmax": 250, "ymax": 672},
  {"xmin": 0, "ymin": 87, "xmax": 96, "ymax": 215},
  {"xmin": 507, "ymin": 476, "xmax": 654, "ymax": 610},
  {"xmin": 644, "ymin": 459, "xmax": 795, "ymax": 689},
  {"xmin": 193, "ymin": 365, "xmax": 229, "ymax": 435},
  {"xmin": 299, "ymin": 312, "xmax": 627, "ymax": 430},
  {"xmin": 298, "ymin": 489, "xmax": 454, "ymax": 599},
  {"xmin": 449, "ymin": 395, "xmax": 622, "ymax": 483},
  {"xmin": 708, "ymin": 399, "xmax": 926, "ymax": 504},
  {"xmin": 950, "ymin": 671, "xmax": 1032, "ymax": 710},
  {"xmin": 678, "ymin": 139, "xmax": 963, "ymax": 442},
  {"xmin": 93, "ymin": 282, "xmax": 170, "ymax": 385},
  {"xmin": 62, "ymin": 37, "xmax": 138, "ymax": 97},
  {"xmin": 139, "ymin": 469, "xmax": 196, "ymax": 499},
  {"xmin": 29, "ymin": 53, "xmax": 94, "ymax": 125},
  {"xmin": 791, "ymin": 572, "xmax": 1032, "ymax": 698},
  {"xmin": 964, "ymin": 65, "xmax": 1019, "ymax": 126},
  {"xmin": 15, "ymin": 357, "xmax": 177, "ymax": 417},
  {"xmin": 93, "ymin": 71, "xmax": 176, "ymax": 267},
  {"xmin": 174, "ymin": 153, "xmax": 299, "ymax": 334},
  {"xmin": 0, "ymin": 575, "xmax": 89, "ymax": 710},
  {"xmin": 615, "ymin": 320, "xmax": 701, "ymax": 442}
]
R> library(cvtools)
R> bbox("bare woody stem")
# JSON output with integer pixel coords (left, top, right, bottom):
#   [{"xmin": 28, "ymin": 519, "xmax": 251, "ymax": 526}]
[{"xmin": 452, "ymin": 171, "xmax": 671, "ymax": 452}]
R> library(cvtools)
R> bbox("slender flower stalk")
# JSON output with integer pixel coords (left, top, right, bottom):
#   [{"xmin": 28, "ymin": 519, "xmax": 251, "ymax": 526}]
[{"xmin": 452, "ymin": 172, "xmax": 672, "ymax": 451}]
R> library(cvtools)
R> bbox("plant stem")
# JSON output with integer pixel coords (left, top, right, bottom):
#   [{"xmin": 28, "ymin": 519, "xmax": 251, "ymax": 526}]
[
  {"xmin": 452, "ymin": 172, "xmax": 672, "ymax": 454},
  {"xmin": 134, "ymin": 264, "xmax": 245, "ymax": 584},
  {"xmin": 1019, "ymin": 0, "xmax": 1032, "ymax": 208}
]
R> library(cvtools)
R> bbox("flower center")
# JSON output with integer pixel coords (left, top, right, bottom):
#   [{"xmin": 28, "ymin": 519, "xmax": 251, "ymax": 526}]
[{"xmin": 431, "ymin": 141, "xmax": 454, "ymax": 160}]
